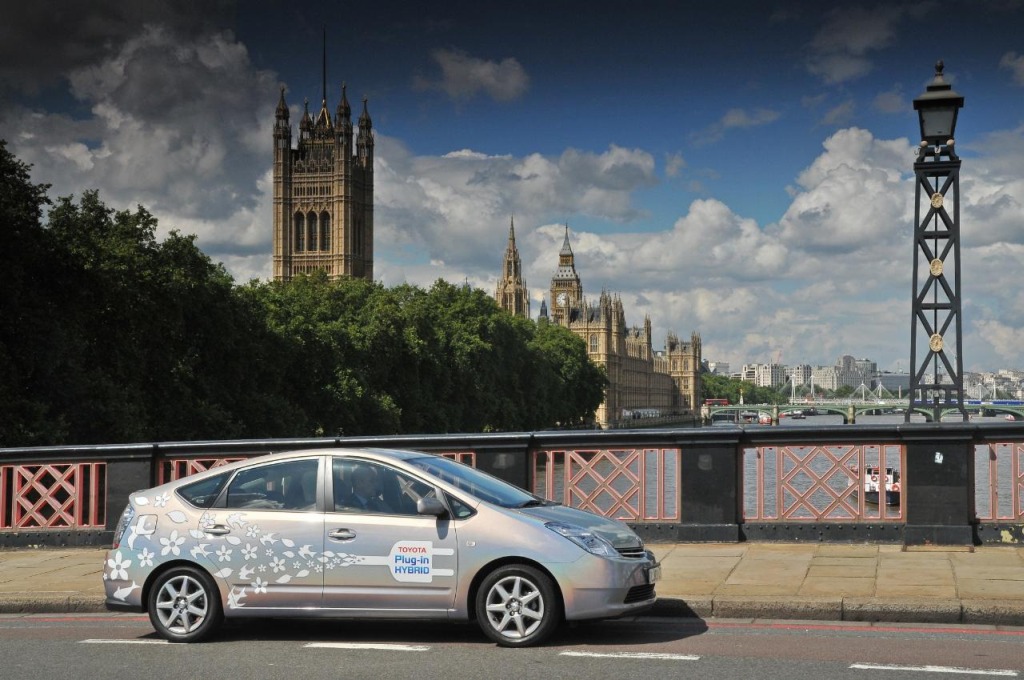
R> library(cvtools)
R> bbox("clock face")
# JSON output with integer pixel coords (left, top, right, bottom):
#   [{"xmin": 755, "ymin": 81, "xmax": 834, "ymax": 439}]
[{"xmin": 556, "ymin": 293, "xmax": 567, "ymax": 305}]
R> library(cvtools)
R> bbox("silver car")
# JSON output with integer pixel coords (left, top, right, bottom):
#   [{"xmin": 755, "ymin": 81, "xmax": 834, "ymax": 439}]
[{"xmin": 104, "ymin": 448, "xmax": 660, "ymax": 646}]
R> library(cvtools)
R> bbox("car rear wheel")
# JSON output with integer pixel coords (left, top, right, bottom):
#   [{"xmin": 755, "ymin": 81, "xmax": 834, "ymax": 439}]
[
  {"xmin": 148, "ymin": 566, "xmax": 223, "ymax": 643},
  {"xmin": 475, "ymin": 565, "xmax": 561, "ymax": 647}
]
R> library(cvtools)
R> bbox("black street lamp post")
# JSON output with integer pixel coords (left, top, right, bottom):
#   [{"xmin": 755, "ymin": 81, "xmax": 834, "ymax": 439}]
[{"xmin": 907, "ymin": 61, "xmax": 966, "ymax": 423}]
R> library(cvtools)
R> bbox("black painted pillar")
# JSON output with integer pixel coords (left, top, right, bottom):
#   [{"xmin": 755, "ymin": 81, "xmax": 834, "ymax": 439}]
[
  {"xmin": 105, "ymin": 455, "xmax": 155, "ymax": 531},
  {"xmin": 674, "ymin": 432, "xmax": 742, "ymax": 542},
  {"xmin": 902, "ymin": 427, "xmax": 974, "ymax": 545}
]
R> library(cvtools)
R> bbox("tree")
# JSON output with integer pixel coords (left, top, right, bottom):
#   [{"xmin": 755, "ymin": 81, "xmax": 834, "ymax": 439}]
[
  {"xmin": 530, "ymin": 319, "xmax": 607, "ymax": 426},
  {"xmin": 0, "ymin": 140, "xmax": 61, "ymax": 445},
  {"xmin": 701, "ymin": 373, "xmax": 784, "ymax": 405},
  {"xmin": 833, "ymin": 385, "xmax": 855, "ymax": 398},
  {"xmin": 0, "ymin": 143, "xmax": 611, "ymax": 444}
]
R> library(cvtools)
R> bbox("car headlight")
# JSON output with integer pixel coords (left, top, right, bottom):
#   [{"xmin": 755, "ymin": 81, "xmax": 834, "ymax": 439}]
[{"xmin": 545, "ymin": 521, "xmax": 618, "ymax": 558}]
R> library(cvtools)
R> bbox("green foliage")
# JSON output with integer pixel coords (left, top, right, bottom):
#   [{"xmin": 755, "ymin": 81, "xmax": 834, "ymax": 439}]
[
  {"xmin": 701, "ymin": 373, "xmax": 785, "ymax": 405},
  {"xmin": 0, "ymin": 140, "xmax": 61, "ymax": 444},
  {"xmin": 0, "ymin": 142, "xmax": 607, "ymax": 445},
  {"xmin": 703, "ymin": 372, "xmax": 878, "ymax": 403}
]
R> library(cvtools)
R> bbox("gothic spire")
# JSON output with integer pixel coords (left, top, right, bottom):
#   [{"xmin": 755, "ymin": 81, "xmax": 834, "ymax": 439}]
[
  {"xmin": 276, "ymin": 86, "xmax": 289, "ymax": 120},
  {"xmin": 559, "ymin": 223, "xmax": 573, "ymax": 256},
  {"xmin": 359, "ymin": 96, "xmax": 372, "ymax": 128},
  {"xmin": 337, "ymin": 82, "xmax": 351, "ymax": 122},
  {"xmin": 312, "ymin": 28, "xmax": 333, "ymax": 130},
  {"xmin": 357, "ymin": 96, "xmax": 374, "ymax": 158}
]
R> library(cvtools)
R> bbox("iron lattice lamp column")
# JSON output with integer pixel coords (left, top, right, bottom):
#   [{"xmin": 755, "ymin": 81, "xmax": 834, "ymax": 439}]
[{"xmin": 907, "ymin": 61, "xmax": 966, "ymax": 423}]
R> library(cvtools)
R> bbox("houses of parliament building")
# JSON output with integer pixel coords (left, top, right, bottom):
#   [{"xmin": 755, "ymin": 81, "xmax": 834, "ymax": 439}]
[
  {"xmin": 271, "ymin": 74, "xmax": 700, "ymax": 429},
  {"xmin": 496, "ymin": 219, "xmax": 702, "ymax": 428},
  {"xmin": 272, "ymin": 79, "xmax": 374, "ymax": 282}
]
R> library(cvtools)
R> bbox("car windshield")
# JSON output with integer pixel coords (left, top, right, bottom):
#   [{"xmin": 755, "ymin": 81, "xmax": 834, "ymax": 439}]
[{"xmin": 406, "ymin": 455, "xmax": 546, "ymax": 508}]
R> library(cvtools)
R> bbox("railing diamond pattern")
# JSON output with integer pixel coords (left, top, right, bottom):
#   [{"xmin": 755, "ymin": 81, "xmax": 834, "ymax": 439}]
[
  {"xmin": 158, "ymin": 457, "xmax": 248, "ymax": 484},
  {"xmin": 0, "ymin": 462, "xmax": 106, "ymax": 529},
  {"xmin": 747, "ymin": 443, "xmax": 904, "ymax": 521},
  {"xmin": 532, "ymin": 447, "xmax": 680, "ymax": 521}
]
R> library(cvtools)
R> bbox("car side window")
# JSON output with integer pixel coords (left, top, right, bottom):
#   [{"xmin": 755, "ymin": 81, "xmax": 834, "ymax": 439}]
[
  {"xmin": 442, "ymin": 491, "xmax": 475, "ymax": 520},
  {"xmin": 176, "ymin": 472, "xmax": 230, "ymax": 508},
  {"xmin": 225, "ymin": 459, "xmax": 319, "ymax": 511},
  {"xmin": 332, "ymin": 458, "xmax": 436, "ymax": 516}
]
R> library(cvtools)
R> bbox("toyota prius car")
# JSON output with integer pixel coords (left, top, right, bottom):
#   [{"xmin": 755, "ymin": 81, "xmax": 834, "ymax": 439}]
[{"xmin": 103, "ymin": 448, "xmax": 660, "ymax": 646}]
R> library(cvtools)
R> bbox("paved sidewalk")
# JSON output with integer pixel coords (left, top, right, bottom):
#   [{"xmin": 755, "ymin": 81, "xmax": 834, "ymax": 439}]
[{"xmin": 3, "ymin": 543, "xmax": 1024, "ymax": 625}]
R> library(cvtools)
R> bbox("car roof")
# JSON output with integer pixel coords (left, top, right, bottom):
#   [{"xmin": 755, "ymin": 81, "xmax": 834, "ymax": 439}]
[{"xmin": 153, "ymin": 447, "xmax": 433, "ymax": 492}]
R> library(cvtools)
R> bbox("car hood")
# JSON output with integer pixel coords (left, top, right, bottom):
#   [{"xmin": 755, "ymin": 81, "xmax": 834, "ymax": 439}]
[{"xmin": 518, "ymin": 504, "xmax": 643, "ymax": 550}]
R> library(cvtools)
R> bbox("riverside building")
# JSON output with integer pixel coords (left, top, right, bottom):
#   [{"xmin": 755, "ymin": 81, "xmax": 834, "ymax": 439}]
[{"xmin": 497, "ymin": 224, "xmax": 702, "ymax": 428}]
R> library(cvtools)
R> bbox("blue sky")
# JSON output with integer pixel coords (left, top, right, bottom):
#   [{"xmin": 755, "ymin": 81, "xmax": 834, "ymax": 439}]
[{"xmin": 2, "ymin": 1, "xmax": 1023, "ymax": 373}]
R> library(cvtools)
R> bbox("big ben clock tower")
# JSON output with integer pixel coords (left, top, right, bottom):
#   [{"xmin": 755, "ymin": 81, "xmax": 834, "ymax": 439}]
[{"xmin": 549, "ymin": 224, "xmax": 582, "ymax": 325}]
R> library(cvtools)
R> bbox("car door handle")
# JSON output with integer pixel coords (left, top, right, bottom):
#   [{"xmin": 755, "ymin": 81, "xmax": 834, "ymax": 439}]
[
  {"xmin": 328, "ymin": 529, "xmax": 356, "ymax": 541},
  {"xmin": 204, "ymin": 525, "xmax": 231, "ymax": 536}
]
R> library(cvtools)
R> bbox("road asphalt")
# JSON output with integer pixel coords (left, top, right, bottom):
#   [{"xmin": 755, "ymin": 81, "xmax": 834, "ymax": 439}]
[{"xmin": 2, "ymin": 542, "xmax": 1024, "ymax": 626}]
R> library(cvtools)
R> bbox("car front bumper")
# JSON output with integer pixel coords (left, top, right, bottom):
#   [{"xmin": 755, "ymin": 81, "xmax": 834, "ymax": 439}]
[{"xmin": 551, "ymin": 549, "xmax": 660, "ymax": 621}]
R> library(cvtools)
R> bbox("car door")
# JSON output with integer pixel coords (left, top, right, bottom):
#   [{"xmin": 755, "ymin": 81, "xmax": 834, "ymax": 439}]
[
  {"xmin": 196, "ymin": 456, "xmax": 325, "ymax": 611},
  {"xmin": 321, "ymin": 456, "xmax": 458, "ymax": 614}
]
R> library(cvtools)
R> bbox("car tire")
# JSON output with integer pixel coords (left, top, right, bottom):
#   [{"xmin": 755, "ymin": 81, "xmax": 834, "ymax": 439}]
[
  {"xmin": 475, "ymin": 564, "xmax": 562, "ymax": 647},
  {"xmin": 147, "ymin": 566, "xmax": 223, "ymax": 643}
]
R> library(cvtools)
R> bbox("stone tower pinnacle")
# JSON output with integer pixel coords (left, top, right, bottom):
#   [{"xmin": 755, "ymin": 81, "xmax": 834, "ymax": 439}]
[
  {"xmin": 550, "ymin": 224, "xmax": 582, "ymax": 325},
  {"xmin": 495, "ymin": 216, "xmax": 530, "ymax": 318},
  {"xmin": 271, "ymin": 48, "xmax": 374, "ymax": 282}
]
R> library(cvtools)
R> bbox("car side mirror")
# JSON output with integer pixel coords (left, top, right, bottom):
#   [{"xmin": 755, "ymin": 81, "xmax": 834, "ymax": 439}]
[{"xmin": 417, "ymin": 496, "xmax": 447, "ymax": 517}]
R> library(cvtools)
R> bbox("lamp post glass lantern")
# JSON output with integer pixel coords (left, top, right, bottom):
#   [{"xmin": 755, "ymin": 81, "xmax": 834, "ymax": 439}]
[
  {"xmin": 913, "ymin": 60, "xmax": 964, "ymax": 144},
  {"xmin": 907, "ymin": 60, "xmax": 966, "ymax": 423}
]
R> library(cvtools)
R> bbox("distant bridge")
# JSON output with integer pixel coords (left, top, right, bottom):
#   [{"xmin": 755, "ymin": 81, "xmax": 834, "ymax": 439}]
[{"xmin": 707, "ymin": 400, "xmax": 1024, "ymax": 424}]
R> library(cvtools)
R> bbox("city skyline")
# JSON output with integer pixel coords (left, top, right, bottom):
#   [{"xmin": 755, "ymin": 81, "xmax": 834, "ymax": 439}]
[{"xmin": 2, "ymin": 1, "xmax": 1023, "ymax": 372}]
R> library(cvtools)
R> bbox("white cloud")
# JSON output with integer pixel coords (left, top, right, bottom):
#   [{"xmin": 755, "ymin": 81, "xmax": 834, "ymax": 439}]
[
  {"xmin": 1000, "ymin": 51, "xmax": 1024, "ymax": 85},
  {"xmin": 414, "ymin": 48, "xmax": 529, "ymax": 102},
  {"xmin": 873, "ymin": 88, "xmax": 907, "ymax": 114},
  {"xmin": 0, "ymin": 1, "xmax": 232, "ymax": 96},
  {"xmin": 374, "ymin": 139, "xmax": 657, "ymax": 272},
  {"xmin": 777, "ymin": 127, "xmax": 913, "ymax": 254},
  {"xmin": 4, "ymin": 25, "xmax": 276, "ymax": 223},
  {"xmin": 664, "ymin": 152, "xmax": 686, "ymax": 177},
  {"xmin": 820, "ymin": 100, "xmax": 855, "ymax": 126},
  {"xmin": 693, "ymin": 107, "xmax": 780, "ymax": 145},
  {"xmin": 806, "ymin": 5, "xmax": 928, "ymax": 84},
  {"xmin": 0, "ymin": 24, "xmax": 278, "ymax": 278},
  {"xmin": 972, "ymin": 319, "xmax": 1024, "ymax": 367}
]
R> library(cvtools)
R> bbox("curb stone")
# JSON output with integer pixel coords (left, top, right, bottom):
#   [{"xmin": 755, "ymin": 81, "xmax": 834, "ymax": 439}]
[
  {"xmin": 711, "ymin": 595, "xmax": 843, "ymax": 621},
  {"xmin": 842, "ymin": 597, "xmax": 961, "ymax": 624}
]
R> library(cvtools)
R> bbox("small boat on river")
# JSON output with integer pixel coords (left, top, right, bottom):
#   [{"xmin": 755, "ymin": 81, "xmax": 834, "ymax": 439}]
[{"xmin": 848, "ymin": 465, "xmax": 901, "ymax": 506}]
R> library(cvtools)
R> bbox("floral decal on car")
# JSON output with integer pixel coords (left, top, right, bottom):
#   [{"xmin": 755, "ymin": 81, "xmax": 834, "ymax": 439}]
[{"xmin": 107, "ymin": 492, "xmax": 450, "ymax": 608}]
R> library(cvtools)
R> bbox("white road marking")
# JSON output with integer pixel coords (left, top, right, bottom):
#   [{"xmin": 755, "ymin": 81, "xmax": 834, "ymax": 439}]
[
  {"xmin": 304, "ymin": 642, "xmax": 430, "ymax": 651},
  {"xmin": 79, "ymin": 639, "xmax": 169, "ymax": 645},
  {"xmin": 559, "ymin": 651, "xmax": 700, "ymax": 661},
  {"xmin": 851, "ymin": 662, "xmax": 1018, "ymax": 676}
]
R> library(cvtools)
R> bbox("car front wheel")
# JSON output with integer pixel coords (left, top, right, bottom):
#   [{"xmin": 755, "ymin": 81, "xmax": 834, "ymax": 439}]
[
  {"xmin": 475, "ymin": 565, "xmax": 562, "ymax": 647},
  {"xmin": 147, "ymin": 566, "xmax": 223, "ymax": 643}
]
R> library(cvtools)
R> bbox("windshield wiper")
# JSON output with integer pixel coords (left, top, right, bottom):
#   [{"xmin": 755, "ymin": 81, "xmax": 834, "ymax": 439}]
[{"xmin": 517, "ymin": 499, "xmax": 556, "ymax": 508}]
